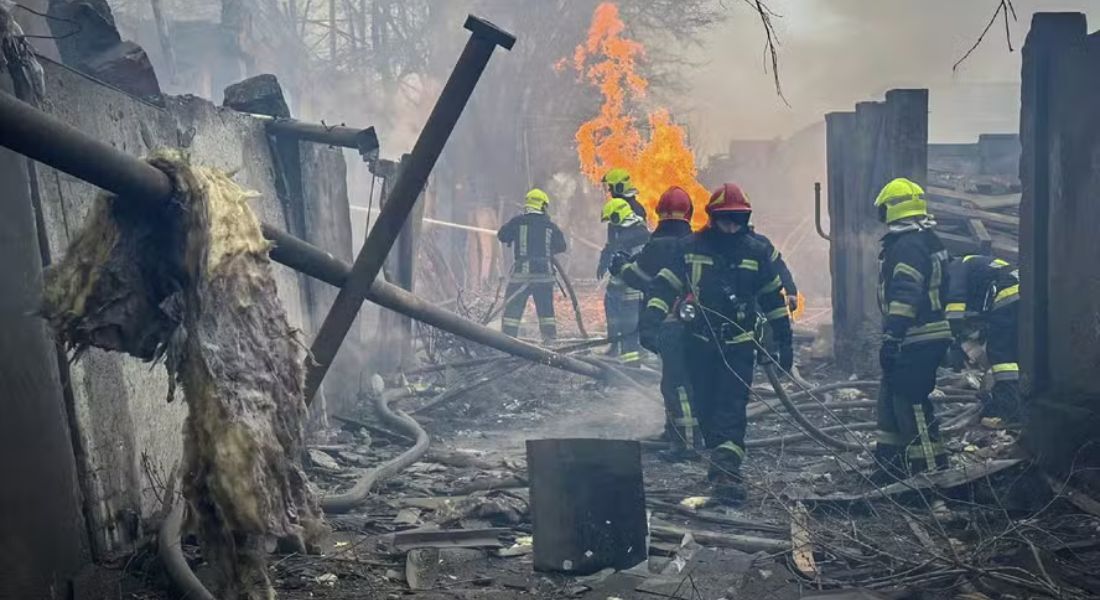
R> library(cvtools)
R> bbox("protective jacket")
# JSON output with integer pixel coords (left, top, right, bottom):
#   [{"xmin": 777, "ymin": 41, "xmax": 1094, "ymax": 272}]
[
  {"xmin": 878, "ymin": 227, "xmax": 952, "ymax": 346},
  {"xmin": 615, "ymin": 219, "xmax": 692, "ymax": 293},
  {"xmin": 498, "ymin": 211, "xmax": 566, "ymax": 283},
  {"xmin": 641, "ymin": 227, "xmax": 792, "ymax": 350},
  {"xmin": 599, "ymin": 218, "xmax": 650, "ymax": 296},
  {"xmin": 944, "ymin": 255, "xmax": 1019, "ymax": 321}
]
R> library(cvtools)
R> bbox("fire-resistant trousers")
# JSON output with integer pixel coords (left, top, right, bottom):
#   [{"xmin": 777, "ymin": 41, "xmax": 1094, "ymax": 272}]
[
  {"xmin": 685, "ymin": 338, "xmax": 754, "ymax": 470},
  {"xmin": 875, "ymin": 340, "xmax": 950, "ymax": 476},
  {"xmin": 985, "ymin": 301, "xmax": 1020, "ymax": 419},
  {"xmin": 604, "ymin": 289, "xmax": 642, "ymax": 365},
  {"xmin": 657, "ymin": 321, "xmax": 704, "ymax": 451},
  {"xmin": 501, "ymin": 281, "xmax": 556, "ymax": 340}
]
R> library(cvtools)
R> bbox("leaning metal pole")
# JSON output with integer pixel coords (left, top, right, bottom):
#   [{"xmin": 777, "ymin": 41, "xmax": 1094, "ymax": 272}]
[
  {"xmin": 0, "ymin": 88, "xmax": 601, "ymax": 381},
  {"xmin": 304, "ymin": 16, "xmax": 516, "ymax": 402},
  {"xmin": 265, "ymin": 229, "xmax": 603, "ymax": 379}
]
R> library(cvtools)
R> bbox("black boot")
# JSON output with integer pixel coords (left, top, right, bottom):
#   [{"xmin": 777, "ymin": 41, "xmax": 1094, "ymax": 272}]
[
  {"xmin": 707, "ymin": 453, "xmax": 746, "ymax": 504},
  {"xmin": 867, "ymin": 444, "xmax": 907, "ymax": 486}
]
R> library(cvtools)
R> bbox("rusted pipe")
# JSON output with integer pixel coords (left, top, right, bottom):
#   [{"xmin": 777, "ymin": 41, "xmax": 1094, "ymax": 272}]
[
  {"xmin": 263, "ymin": 227, "xmax": 604, "ymax": 380},
  {"xmin": 813, "ymin": 181, "xmax": 830, "ymax": 241},
  {"xmin": 264, "ymin": 117, "xmax": 379, "ymax": 161},
  {"xmin": 306, "ymin": 15, "xmax": 516, "ymax": 401},
  {"xmin": 0, "ymin": 88, "xmax": 598, "ymax": 384},
  {"xmin": 0, "ymin": 90, "xmax": 175, "ymax": 201}
]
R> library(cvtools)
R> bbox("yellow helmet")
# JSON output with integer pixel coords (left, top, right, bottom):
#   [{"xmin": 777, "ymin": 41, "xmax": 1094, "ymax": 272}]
[
  {"xmin": 602, "ymin": 168, "xmax": 637, "ymax": 197},
  {"xmin": 874, "ymin": 177, "xmax": 928, "ymax": 223},
  {"xmin": 525, "ymin": 188, "xmax": 550, "ymax": 211},
  {"xmin": 601, "ymin": 198, "xmax": 635, "ymax": 225}
]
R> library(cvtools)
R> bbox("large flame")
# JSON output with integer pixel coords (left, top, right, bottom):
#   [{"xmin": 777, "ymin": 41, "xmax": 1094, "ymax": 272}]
[{"xmin": 566, "ymin": 2, "xmax": 711, "ymax": 228}]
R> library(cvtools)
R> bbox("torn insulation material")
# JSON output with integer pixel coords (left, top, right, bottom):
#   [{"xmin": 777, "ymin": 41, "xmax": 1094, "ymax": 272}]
[{"xmin": 41, "ymin": 151, "xmax": 325, "ymax": 600}]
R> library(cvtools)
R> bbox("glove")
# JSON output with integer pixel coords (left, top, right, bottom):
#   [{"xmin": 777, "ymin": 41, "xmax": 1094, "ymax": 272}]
[
  {"xmin": 608, "ymin": 251, "xmax": 630, "ymax": 277},
  {"xmin": 778, "ymin": 344, "xmax": 794, "ymax": 372},
  {"xmin": 786, "ymin": 294, "xmax": 799, "ymax": 314},
  {"xmin": 879, "ymin": 338, "xmax": 901, "ymax": 374},
  {"xmin": 596, "ymin": 263, "xmax": 608, "ymax": 280}
]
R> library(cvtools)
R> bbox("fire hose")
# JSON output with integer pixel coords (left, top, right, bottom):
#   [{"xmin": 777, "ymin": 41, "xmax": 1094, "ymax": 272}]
[
  {"xmin": 321, "ymin": 388, "xmax": 430, "ymax": 513},
  {"xmin": 762, "ymin": 364, "xmax": 863, "ymax": 452}
]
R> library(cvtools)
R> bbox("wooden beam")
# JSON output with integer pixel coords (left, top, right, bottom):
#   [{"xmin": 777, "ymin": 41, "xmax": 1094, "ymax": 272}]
[
  {"xmin": 926, "ymin": 199, "xmax": 1019, "ymax": 228},
  {"xmin": 926, "ymin": 185, "xmax": 1020, "ymax": 210},
  {"xmin": 968, "ymin": 218, "xmax": 993, "ymax": 254}
]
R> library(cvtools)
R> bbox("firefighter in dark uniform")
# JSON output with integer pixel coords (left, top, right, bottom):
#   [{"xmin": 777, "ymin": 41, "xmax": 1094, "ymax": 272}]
[
  {"xmin": 944, "ymin": 254, "xmax": 1020, "ymax": 421},
  {"xmin": 598, "ymin": 197, "xmax": 650, "ymax": 365},
  {"xmin": 497, "ymin": 188, "xmax": 567, "ymax": 341},
  {"xmin": 602, "ymin": 168, "xmax": 648, "ymax": 221},
  {"xmin": 640, "ymin": 183, "xmax": 793, "ymax": 501},
  {"xmin": 873, "ymin": 178, "xmax": 954, "ymax": 480},
  {"xmin": 609, "ymin": 186, "xmax": 701, "ymax": 454}
]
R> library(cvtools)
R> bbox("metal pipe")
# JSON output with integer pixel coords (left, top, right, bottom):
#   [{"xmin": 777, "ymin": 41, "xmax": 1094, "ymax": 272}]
[
  {"xmin": 813, "ymin": 181, "xmax": 831, "ymax": 241},
  {"xmin": 263, "ymin": 227, "xmax": 604, "ymax": 380},
  {"xmin": 0, "ymin": 90, "xmax": 174, "ymax": 201},
  {"xmin": 0, "ymin": 89, "xmax": 596, "ymax": 385},
  {"xmin": 305, "ymin": 15, "xmax": 516, "ymax": 402},
  {"xmin": 264, "ymin": 118, "xmax": 379, "ymax": 161}
]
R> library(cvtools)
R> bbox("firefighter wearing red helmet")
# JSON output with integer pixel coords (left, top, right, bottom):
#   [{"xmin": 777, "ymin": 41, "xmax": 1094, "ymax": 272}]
[
  {"xmin": 609, "ymin": 187, "xmax": 701, "ymax": 456},
  {"xmin": 638, "ymin": 183, "xmax": 793, "ymax": 502}
]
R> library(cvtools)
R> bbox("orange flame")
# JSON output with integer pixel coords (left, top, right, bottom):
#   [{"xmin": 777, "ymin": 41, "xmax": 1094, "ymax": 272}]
[{"xmin": 568, "ymin": 2, "xmax": 711, "ymax": 228}]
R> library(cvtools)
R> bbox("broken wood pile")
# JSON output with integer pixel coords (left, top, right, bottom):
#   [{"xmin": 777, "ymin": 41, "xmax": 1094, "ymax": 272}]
[{"xmin": 928, "ymin": 179, "xmax": 1020, "ymax": 260}]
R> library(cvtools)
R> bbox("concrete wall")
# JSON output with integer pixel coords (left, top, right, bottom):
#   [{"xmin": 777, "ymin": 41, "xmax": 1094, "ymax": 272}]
[
  {"xmin": 26, "ymin": 59, "xmax": 354, "ymax": 557},
  {"xmin": 1019, "ymin": 13, "xmax": 1100, "ymax": 483},
  {"xmin": 0, "ymin": 72, "xmax": 90, "ymax": 599},
  {"xmin": 825, "ymin": 89, "xmax": 929, "ymax": 375}
]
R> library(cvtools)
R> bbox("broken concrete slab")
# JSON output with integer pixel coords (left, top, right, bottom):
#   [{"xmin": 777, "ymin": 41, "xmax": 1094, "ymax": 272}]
[
  {"xmin": 222, "ymin": 74, "xmax": 290, "ymax": 118},
  {"xmin": 80, "ymin": 41, "xmax": 161, "ymax": 101}
]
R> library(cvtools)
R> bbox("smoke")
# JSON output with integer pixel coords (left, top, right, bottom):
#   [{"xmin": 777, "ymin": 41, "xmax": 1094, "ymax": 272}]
[{"xmin": 674, "ymin": 0, "xmax": 1100, "ymax": 150}]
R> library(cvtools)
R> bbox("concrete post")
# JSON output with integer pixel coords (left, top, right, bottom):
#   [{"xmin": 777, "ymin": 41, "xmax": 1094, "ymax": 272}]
[
  {"xmin": 1019, "ymin": 12, "xmax": 1100, "ymax": 480},
  {"xmin": 825, "ymin": 89, "xmax": 929, "ymax": 375}
]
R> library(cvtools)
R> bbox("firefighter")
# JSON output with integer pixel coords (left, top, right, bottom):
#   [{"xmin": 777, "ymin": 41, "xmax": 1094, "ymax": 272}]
[
  {"xmin": 602, "ymin": 168, "xmax": 648, "ymax": 221},
  {"xmin": 609, "ymin": 186, "xmax": 701, "ymax": 455},
  {"xmin": 598, "ymin": 197, "xmax": 650, "ymax": 365},
  {"xmin": 497, "ymin": 188, "xmax": 567, "ymax": 341},
  {"xmin": 944, "ymin": 254, "xmax": 1021, "ymax": 422},
  {"xmin": 639, "ymin": 183, "xmax": 793, "ymax": 501},
  {"xmin": 873, "ymin": 177, "xmax": 953, "ymax": 481}
]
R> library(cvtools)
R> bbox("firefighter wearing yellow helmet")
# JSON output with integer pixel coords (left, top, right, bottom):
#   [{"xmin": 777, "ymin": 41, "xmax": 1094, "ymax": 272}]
[
  {"xmin": 602, "ymin": 168, "xmax": 648, "ymax": 221},
  {"xmin": 497, "ymin": 188, "xmax": 567, "ymax": 340},
  {"xmin": 598, "ymin": 194, "xmax": 650, "ymax": 365},
  {"xmin": 872, "ymin": 177, "xmax": 953, "ymax": 482}
]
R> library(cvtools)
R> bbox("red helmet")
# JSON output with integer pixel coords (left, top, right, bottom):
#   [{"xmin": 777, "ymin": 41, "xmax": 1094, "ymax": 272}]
[
  {"xmin": 655, "ymin": 186, "xmax": 694, "ymax": 222},
  {"xmin": 706, "ymin": 183, "xmax": 752, "ymax": 215}
]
